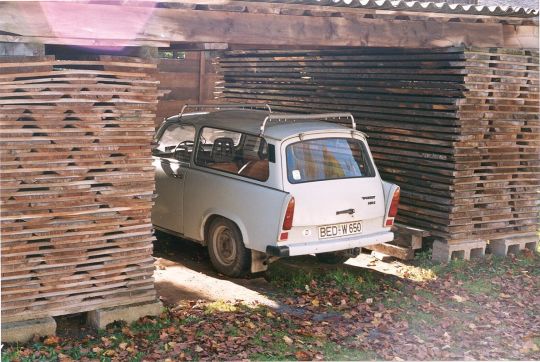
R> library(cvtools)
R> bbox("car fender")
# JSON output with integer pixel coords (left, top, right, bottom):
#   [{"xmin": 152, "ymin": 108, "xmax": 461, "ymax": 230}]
[{"xmin": 200, "ymin": 208, "xmax": 251, "ymax": 247}]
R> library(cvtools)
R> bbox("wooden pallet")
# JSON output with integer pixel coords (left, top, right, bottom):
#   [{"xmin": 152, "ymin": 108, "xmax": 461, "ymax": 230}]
[
  {"xmin": 0, "ymin": 55, "xmax": 159, "ymax": 323},
  {"xmin": 217, "ymin": 47, "xmax": 540, "ymax": 245},
  {"xmin": 365, "ymin": 223, "xmax": 429, "ymax": 260}
]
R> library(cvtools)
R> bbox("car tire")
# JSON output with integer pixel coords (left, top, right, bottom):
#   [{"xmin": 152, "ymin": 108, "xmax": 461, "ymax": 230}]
[
  {"xmin": 315, "ymin": 252, "xmax": 349, "ymax": 264},
  {"xmin": 207, "ymin": 218, "xmax": 251, "ymax": 277}
]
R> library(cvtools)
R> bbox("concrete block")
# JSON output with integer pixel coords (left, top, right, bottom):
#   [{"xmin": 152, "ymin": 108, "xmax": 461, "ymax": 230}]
[
  {"xmin": 87, "ymin": 300, "xmax": 163, "ymax": 330},
  {"xmin": 487, "ymin": 234, "xmax": 539, "ymax": 256},
  {"xmin": 1, "ymin": 317, "xmax": 56, "ymax": 343},
  {"xmin": 432, "ymin": 240, "xmax": 487, "ymax": 263}
]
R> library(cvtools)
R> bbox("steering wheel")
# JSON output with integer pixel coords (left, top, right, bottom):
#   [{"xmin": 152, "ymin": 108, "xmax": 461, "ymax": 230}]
[
  {"xmin": 172, "ymin": 140, "xmax": 193, "ymax": 160},
  {"xmin": 173, "ymin": 140, "xmax": 206, "ymax": 161},
  {"xmin": 173, "ymin": 140, "xmax": 194, "ymax": 152}
]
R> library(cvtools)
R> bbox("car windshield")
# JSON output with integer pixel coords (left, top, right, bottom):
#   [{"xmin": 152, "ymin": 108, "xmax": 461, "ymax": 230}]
[{"xmin": 285, "ymin": 137, "xmax": 374, "ymax": 184}]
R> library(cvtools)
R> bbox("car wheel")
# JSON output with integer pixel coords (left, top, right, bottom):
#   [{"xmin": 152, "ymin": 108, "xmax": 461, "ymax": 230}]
[
  {"xmin": 315, "ymin": 252, "xmax": 349, "ymax": 264},
  {"xmin": 207, "ymin": 218, "xmax": 251, "ymax": 277}
]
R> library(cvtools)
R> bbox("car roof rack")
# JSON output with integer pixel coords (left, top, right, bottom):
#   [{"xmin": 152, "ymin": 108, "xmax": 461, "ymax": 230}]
[
  {"xmin": 260, "ymin": 112, "xmax": 356, "ymax": 136},
  {"xmin": 179, "ymin": 103, "xmax": 272, "ymax": 118}
]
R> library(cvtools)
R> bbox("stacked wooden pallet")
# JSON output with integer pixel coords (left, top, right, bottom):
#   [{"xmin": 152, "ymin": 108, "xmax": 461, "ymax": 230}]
[
  {"xmin": 0, "ymin": 55, "xmax": 159, "ymax": 322},
  {"xmin": 217, "ymin": 47, "xmax": 539, "ymax": 244},
  {"xmin": 451, "ymin": 48, "xmax": 539, "ymax": 242}
]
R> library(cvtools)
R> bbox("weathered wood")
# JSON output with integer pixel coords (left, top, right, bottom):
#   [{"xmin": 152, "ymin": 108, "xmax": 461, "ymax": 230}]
[
  {"xmin": 0, "ymin": 2, "xmax": 536, "ymax": 49},
  {"xmin": 0, "ymin": 56, "xmax": 158, "ymax": 322},
  {"xmin": 365, "ymin": 242, "xmax": 415, "ymax": 260}
]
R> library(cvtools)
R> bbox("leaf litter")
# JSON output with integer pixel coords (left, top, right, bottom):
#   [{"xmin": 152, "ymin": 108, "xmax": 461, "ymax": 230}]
[{"xmin": 2, "ymin": 251, "xmax": 539, "ymax": 361}]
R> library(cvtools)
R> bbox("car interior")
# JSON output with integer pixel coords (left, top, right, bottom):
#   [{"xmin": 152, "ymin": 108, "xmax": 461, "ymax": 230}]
[{"xmin": 196, "ymin": 131, "xmax": 269, "ymax": 181}]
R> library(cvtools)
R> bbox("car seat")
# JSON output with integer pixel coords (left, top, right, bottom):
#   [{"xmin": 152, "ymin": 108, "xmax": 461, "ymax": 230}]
[
  {"xmin": 209, "ymin": 137, "xmax": 238, "ymax": 172},
  {"xmin": 211, "ymin": 137, "xmax": 235, "ymax": 163}
]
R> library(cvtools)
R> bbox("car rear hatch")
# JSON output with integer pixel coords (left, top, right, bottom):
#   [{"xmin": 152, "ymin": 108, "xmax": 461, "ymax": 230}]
[{"xmin": 280, "ymin": 133, "xmax": 386, "ymax": 243}]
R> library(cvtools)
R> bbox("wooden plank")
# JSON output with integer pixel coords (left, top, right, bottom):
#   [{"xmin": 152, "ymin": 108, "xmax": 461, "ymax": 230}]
[{"xmin": 364, "ymin": 242, "xmax": 414, "ymax": 260}]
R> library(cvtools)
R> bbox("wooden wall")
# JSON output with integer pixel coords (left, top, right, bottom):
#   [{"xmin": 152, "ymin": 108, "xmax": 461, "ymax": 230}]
[{"xmin": 156, "ymin": 52, "xmax": 220, "ymax": 126}]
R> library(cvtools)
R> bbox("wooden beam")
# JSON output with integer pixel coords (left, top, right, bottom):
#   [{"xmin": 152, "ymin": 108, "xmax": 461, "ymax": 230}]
[
  {"xmin": 365, "ymin": 242, "xmax": 415, "ymax": 260},
  {"xmin": 0, "ymin": 35, "xmax": 170, "ymax": 48},
  {"xmin": 0, "ymin": 2, "xmax": 536, "ymax": 49},
  {"xmin": 502, "ymin": 25, "xmax": 539, "ymax": 49},
  {"xmin": 167, "ymin": 42, "xmax": 229, "ymax": 50},
  {"xmin": 198, "ymin": 52, "xmax": 205, "ymax": 103}
]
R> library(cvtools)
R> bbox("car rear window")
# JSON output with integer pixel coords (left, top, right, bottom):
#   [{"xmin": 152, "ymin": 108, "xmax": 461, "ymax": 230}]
[{"xmin": 285, "ymin": 138, "xmax": 374, "ymax": 184}]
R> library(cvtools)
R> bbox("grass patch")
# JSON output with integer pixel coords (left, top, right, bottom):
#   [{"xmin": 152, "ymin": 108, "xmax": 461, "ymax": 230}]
[
  {"xmin": 462, "ymin": 279, "xmax": 500, "ymax": 296},
  {"xmin": 414, "ymin": 288, "xmax": 437, "ymax": 302},
  {"xmin": 415, "ymin": 249, "xmax": 540, "ymax": 282},
  {"xmin": 266, "ymin": 259, "xmax": 388, "ymax": 298},
  {"xmin": 249, "ymin": 333, "xmax": 378, "ymax": 361},
  {"xmin": 179, "ymin": 314, "xmax": 201, "ymax": 325},
  {"xmin": 320, "ymin": 341, "xmax": 378, "ymax": 360},
  {"xmin": 328, "ymin": 269, "xmax": 380, "ymax": 295},
  {"xmin": 249, "ymin": 330, "xmax": 294, "ymax": 360},
  {"xmin": 406, "ymin": 310, "xmax": 435, "ymax": 328}
]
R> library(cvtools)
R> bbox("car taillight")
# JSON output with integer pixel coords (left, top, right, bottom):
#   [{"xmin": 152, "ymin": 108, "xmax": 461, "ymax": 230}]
[
  {"xmin": 385, "ymin": 189, "xmax": 400, "ymax": 227},
  {"xmin": 282, "ymin": 197, "xmax": 295, "ymax": 231}
]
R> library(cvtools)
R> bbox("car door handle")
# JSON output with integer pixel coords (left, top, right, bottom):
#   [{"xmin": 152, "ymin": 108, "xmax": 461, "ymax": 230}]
[
  {"xmin": 336, "ymin": 208, "xmax": 355, "ymax": 215},
  {"xmin": 172, "ymin": 172, "xmax": 184, "ymax": 179}
]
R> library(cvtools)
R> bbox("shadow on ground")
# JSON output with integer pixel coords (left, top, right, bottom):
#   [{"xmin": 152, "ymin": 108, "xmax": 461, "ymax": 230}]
[{"xmin": 152, "ymin": 231, "xmax": 425, "ymax": 309}]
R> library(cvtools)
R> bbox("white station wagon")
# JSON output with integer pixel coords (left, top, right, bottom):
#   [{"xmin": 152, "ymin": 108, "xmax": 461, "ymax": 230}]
[{"xmin": 152, "ymin": 104, "xmax": 400, "ymax": 277}]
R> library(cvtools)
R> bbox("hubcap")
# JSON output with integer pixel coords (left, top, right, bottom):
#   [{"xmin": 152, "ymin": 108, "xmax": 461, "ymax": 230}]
[{"xmin": 213, "ymin": 225, "xmax": 237, "ymax": 266}]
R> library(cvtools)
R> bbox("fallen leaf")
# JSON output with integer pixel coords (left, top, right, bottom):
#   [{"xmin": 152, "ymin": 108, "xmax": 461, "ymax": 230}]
[
  {"xmin": 520, "ymin": 337, "xmax": 540, "ymax": 353},
  {"xmin": 104, "ymin": 350, "xmax": 116, "ymax": 357},
  {"xmin": 43, "ymin": 336, "xmax": 60, "ymax": 346},
  {"xmin": 283, "ymin": 335, "xmax": 294, "ymax": 345},
  {"xmin": 101, "ymin": 337, "xmax": 111, "ymax": 347},
  {"xmin": 295, "ymin": 350, "xmax": 312, "ymax": 360},
  {"xmin": 451, "ymin": 295, "xmax": 466, "ymax": 303},
  {"xmin": 58, "ymin": 353, "xmax": 73, "ymax": 362}
]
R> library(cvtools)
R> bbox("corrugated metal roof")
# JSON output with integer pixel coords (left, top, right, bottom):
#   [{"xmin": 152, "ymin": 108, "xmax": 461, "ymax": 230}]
[{"xmin": 243, "ymin": 0, "xmax": 539, "ymax": 17}]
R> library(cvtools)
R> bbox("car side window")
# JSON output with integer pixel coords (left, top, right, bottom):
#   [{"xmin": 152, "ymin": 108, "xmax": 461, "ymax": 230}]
[
  {"xmin": 195, "ymin": 127, "xmax": 269, "ymax": 182},
  {"xmin": 153, "ymin": 123, "xmax": 196, "ymax": 163}
]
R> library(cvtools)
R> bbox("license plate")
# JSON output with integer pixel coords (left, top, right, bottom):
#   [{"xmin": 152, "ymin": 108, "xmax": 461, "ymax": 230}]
[{"xmin": 318, "ymin": 221, "xmax": 362, "ymax": 239}]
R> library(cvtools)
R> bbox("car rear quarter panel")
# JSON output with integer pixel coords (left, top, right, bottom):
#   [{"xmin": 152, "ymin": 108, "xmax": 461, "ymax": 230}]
[{"xmin": 183, "ymin": 167, "xmax": 291, "ymax": 252}]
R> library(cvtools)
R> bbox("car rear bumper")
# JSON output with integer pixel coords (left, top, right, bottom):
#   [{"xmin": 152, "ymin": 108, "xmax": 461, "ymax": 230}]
[{"xmin": 266, "ymin": 230, "xmax": 394, "ymax": 257}]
